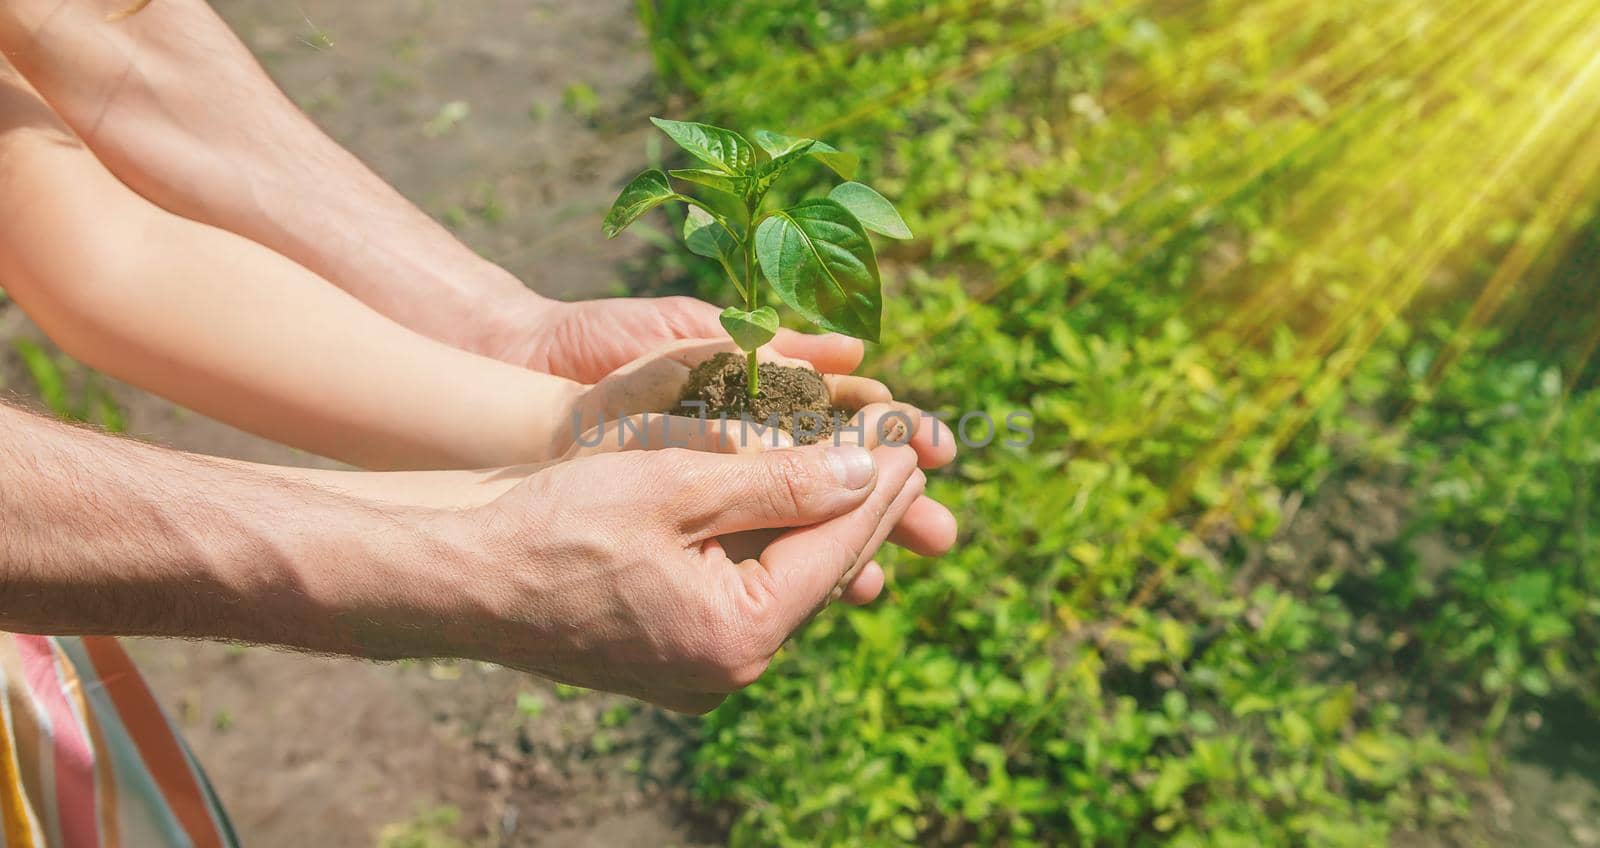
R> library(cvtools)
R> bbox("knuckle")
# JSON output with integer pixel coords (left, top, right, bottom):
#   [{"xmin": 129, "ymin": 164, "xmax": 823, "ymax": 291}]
[
  {"xmin": 646, "ymin": 447, "xmax": 692, "ymax": 477},
  {"xmin": 885, "ymin": 443, "xmax": 919, "ymax": 477},
  {"xmin": 760, "ymin": 450, "xmax": 816, "ymax": 518},
  {"xmin": 907, "ymin": 468, "xmax": 928, "ymax": 498},
  {"xmin": 819, "ymin": 536, "xmax": 861, "ymax": 578},
  {"xmin": 740, "ymin": 562, "xmax": 782, "ymax": 616},
  {"xmin": 644, "ymin": 450, "xmax": 701, "ymax": 497}
]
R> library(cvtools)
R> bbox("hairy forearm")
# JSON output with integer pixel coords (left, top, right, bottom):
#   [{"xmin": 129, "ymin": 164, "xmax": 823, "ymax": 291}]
[
  {"xmin": 0, "ymin": 56, "xmax": 583, "ymax": 469},
  {"xmin": 0, "ymin": 401, "xmax": 432, "ymax": 651},
  {"xmin": 0, "ymin": 0, "xmax": 539, "ymax": 353}
]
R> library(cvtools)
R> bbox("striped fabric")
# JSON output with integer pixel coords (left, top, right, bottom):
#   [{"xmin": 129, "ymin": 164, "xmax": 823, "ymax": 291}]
[{"xmin": 0, "ymin": 635, "xmax": 237, "ymax": 848}]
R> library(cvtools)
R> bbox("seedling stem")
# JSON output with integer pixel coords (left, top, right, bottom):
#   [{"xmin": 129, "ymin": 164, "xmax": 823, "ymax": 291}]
[
  {"xmin": 742, "ymin": 198, "xmax": 761, "ymax": 398},
  {"xmin": 603, "ymin": 119, "xmax": 911, "ymax": 407}
]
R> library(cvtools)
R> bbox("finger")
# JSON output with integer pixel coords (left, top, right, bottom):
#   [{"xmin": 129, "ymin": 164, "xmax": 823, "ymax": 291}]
[
  {"xmin": 910, "ymin": 413, "xmax": 958, "ymax": 469},
  {"xmin": 796, "ymin": 400, "xmax": 914, "ymax": 450},
  {"xmin": 566, "ymin": 414, "xmax": 794, "ymax": 458},
  {"xmin": 667, "ymin": 444, "xmax": 879, "ymax": 538},
  {"xmin": 850, "ymin": 402, "xmax": 922, "ymax": 449},
  {"xmin": 838, "ymin": 561, "xmax": 885, "ymax": 605},
  {"xmin": 710, "ymin": 408, "xmax": 946, "ymax": 563},
  {"xmin": 887, "ymin": 495, "xmax": 958, "ymax": 557},
  {"xmin": 707, "ymin": 417, "xmax": 798, "ymax": 452},
  {"xmin": 618, "ymin": 398, "xmax": 916, "ymax": 465},
  {"xmin": 717, "ymin": 493, "xmax": 951, "ymax": 564},
  {"xmin": 830, "ymin": 392, "xmax": 956, "ymax": 470},
  {"xmin": 577, "ymin": 352, "xmax": 695, "ymax": 421},
  {"xmin": 770, "ymin": 329, "xmax": 864, "ymax": 374},
  {"xmin": 711, "ymin": 411, "xmax": 932, "ymax": 563},
  {"xmin": 578, "ymin": 339, "xmax": 816, "ymax": 424},
  {"xmin": 829, "ymin": 468, "xmax": 926, "ymax": 604},
  {"xmin": 743, "ymin": 446, "xmax": 919, "ymax": 631},
  {"xmin": 675, "ymin": 405, "xmax": 895, "ymax": 562},
  {"xmin": 656, "ymin": 337, "xmax": 810, "ymax": 370},
  {"xmin": 822, "ymin": 374, "xmax": 893, "ymax": 410}
]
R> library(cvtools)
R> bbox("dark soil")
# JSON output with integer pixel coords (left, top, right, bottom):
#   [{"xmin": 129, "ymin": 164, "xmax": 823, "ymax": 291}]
[{"xmin": 676, "ymin": 352, "xmax": 850, "ymax": 445}]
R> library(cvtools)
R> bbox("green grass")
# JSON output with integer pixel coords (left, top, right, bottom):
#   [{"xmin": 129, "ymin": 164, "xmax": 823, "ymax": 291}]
[
  {"xmin": 376, "ymin": 805, "xmax": 468, "ymax": 848},
  {"xmin": 634, "ymin": 1, "xmax": 1600, "ymax": 844}
]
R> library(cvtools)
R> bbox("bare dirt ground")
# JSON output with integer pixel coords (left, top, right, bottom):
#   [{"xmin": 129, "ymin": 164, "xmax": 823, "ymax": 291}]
[{"xmin": 0, "ymin": 1, "xmax": 720, "ymax": 845}]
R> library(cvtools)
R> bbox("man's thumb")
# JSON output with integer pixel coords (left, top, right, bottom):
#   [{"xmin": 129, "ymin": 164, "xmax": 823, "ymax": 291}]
[{"xmin": 672, "ymin": 444, "xmax": 877, "ymax": 539}]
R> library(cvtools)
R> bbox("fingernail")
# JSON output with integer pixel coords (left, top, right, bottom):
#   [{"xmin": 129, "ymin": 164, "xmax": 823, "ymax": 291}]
[{"xmin": 826, "ymin": 445, "xmax": 875, "ymax": 489}]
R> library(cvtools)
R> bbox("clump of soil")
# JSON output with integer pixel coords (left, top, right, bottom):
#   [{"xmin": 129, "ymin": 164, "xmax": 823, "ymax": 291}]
[{"xmin": 675, "ymin": 353, "xmax": 851, "ymax": 445}]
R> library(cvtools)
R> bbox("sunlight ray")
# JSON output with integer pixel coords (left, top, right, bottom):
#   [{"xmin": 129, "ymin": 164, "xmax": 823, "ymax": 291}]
[{"xmin": 1107, "ymin": 26, "xmax": 1600, "ymax": 623}]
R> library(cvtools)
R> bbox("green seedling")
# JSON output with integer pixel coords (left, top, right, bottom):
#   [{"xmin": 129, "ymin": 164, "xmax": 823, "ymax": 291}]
[{"xmin": 603, "ymin": 119, "xmax": 911, "ymax": 398}]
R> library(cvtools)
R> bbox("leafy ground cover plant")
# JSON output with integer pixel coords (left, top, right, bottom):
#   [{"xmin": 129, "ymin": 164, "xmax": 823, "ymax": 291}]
[
  {"xmin": 604, "ymin": 118, "xmax": 911, "ymax": 402},
  {"xmin": 637, "ymin": 1, "xmax": 1600, "ymax": 846}
]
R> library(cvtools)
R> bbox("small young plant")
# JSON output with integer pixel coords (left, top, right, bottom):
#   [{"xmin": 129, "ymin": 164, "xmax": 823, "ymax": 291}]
[{"xmin": 603, "ymin": 119, "xmax": 911, "ymax": 399}]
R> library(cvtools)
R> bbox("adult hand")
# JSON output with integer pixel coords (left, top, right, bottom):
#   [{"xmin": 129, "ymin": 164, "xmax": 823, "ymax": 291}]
[
  {"xmin": 567, "ymin": 338, "xmax": 958, "ymax": 472},
  {"xmin": 490, "ymin": 294, "xmax": 865, "ymax": 384},
  {"xmin": 289, "ymin": 375, "xmax": 955, "ymax": 612},
  {"xmin": 405, "ymin": 443, "xmax": 924, "ymax": 713},
  {"xmin": 562, "ymin": 340, "xmax": 959, "ymax": 578},
  {"xmin": 565, "ymin": 404, "xmax": 956, "ymax": 602}
]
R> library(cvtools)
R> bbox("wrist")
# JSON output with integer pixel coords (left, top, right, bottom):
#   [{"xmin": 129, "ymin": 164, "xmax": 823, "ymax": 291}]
[
  {"xmin": 288, "ymin": 498, "xmax": 539, "ymax": 666},
  {"xmin": 188, "ymin": 476, "xmax": 405, "ymax": 653},
  {"xmin": 460, "ymin": 264, "xmax": 552, "ymax": 331},
  {"xmin": 229, "ymin": 487, "xmax": 475, "ymax": 660},
  {"xmin": 470, "ymin": 286, "xmax": 564, "ymax": 365}
]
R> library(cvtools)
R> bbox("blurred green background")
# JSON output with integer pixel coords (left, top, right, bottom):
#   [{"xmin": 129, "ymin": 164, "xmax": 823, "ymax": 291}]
[{"xmin": 637, "ymin": 0, "xmax": 1600, "ymax": 845}]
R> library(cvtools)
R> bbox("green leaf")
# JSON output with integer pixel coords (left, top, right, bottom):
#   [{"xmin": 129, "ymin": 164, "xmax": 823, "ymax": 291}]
[
  {"xmin": 719, "ymin": 306, "xmax": 780, "ymax": 353},
  {"xmin": 752, "ymin": 129, "xmax": 859, "ymax": 179},
  {"xmin": 755, "ymin": 198, "xmax": 882, "ymax": 341},
  {"xmin": 753, "ymin": 139, "xmax": 816, "ymax": 193},
  {"xmin": 1232, "ymin": 694, "xmax": 1274, "ymax": 716},
  {"xmin": 828, "ymin": 181, "xmax": 912, "ymax": 239},
  {"xmin": 683, "ymin": 205, "xmax": 738, "ymax": 263},
  {"xmin": 751, "ymin": 129, "xmax": 810, "ymax": 158},
  {"xmin": 650, "ymin": 117, "xmax": 755, "ymax": 174},
  {"xmin": 1336, "ymin": 744, "xmax": 1383, "ymax": 785},
  {"xmin": 603, "ymin": 169, "xmax": 676, "ymax": 238},
  {"xmin": 669, "ymin": 168, "xmax": 749, "ymax": 196},
  {"xmin": 684, "ymin": 205, "xmax": 744, "ymax": 298},
  {"xmin": 1315, "ymin": 684, "xmax": 1356, "ymax": 735},
  {"xmin": 1156, "ymin": 617, "xmax": 1191, "ymax": 660}
]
